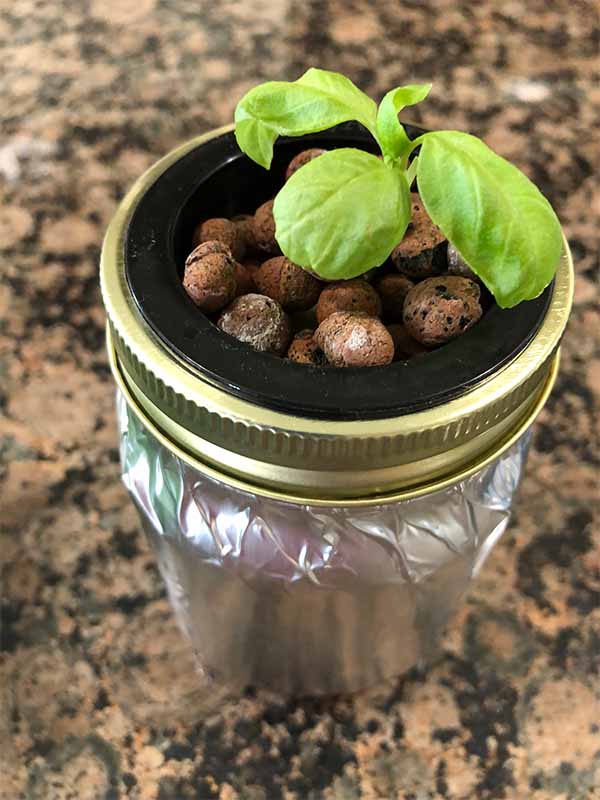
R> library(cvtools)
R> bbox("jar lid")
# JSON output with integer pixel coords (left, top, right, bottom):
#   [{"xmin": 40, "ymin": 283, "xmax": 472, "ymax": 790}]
[{"xmin": 100, "ymin": 126, "xmax": 573, "ymax": 500}]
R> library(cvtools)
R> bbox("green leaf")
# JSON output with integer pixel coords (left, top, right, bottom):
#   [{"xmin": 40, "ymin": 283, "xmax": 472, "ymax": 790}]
[
  {"xmin": 376, "ymin": 83, "xmax": 432, "ymax": 160},
  {"xmin": 417, "ymin": 131, "xmax": 563, "ymax": 307},
  {"xmin": 234, "ymin": 107, "xmax": 280, "ymax": 170},
  {"xmin": 234, "ymin": 69, "xmax": 377, "ymax": 168},
  {"xmin": 296, "ymin": 68, "xmax": 378, "ymax": 133},
  {"xmin": 273, "ymin": 149, "xmax": 411, "ymax": 280}
]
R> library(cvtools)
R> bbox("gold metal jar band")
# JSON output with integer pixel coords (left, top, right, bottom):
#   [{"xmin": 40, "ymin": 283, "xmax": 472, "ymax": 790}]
[
  {"xmin": 101, "ymin": 126, "xmax": 574, "ymax": 502},
  {"xmin": 108, "ymin": 328, "xmax": 560, "ymax": 506}
]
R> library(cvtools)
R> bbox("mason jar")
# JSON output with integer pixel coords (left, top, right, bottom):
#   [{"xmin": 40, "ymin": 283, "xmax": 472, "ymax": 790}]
[{"xmin": 100, "ymin": 124, "xmax": 573, "ymax": 695}]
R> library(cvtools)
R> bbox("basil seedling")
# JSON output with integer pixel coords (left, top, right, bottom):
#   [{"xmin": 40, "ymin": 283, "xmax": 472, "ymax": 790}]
[{"xmin": 235, "ymin": 68, "xmax": 563, "ymax": 308}]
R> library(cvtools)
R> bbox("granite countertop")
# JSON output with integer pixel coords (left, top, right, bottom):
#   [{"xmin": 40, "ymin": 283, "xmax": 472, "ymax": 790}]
[{"xmin": 1, "ymin": 1, "xmax": 598, "ymax": 798}]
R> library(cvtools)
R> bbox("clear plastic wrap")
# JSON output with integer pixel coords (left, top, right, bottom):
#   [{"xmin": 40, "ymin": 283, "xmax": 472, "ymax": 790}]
[{"xmin": 117, "ymin": 390, "xmax": 531, "ymax": 695}]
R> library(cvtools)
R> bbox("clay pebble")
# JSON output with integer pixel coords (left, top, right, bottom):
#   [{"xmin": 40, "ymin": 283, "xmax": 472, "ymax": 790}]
[
  {"xmin": 315, "ymin": 312, "xmax": 394, "ymax": 368},
  {"xmin": 375, "ymin": 273, "xmax": 415, "ymax": 322},
  {"xmin": 192, "ymin": 217, "xmax": 246, "ymax": 261},
  {"xmin": 232, "ymin": 213, "xmax": 259, "ymax": 254},
  {"xmin": 233, "ymin": 262, "xmax": 256, "ymax": 296},
  {"xmin": 316, "ymin": 279, "xmax": 382, "ymax": 324},
  {"xmin": 285, "ymin": 148, "xmax": 327, "ymax": 180},
  {"xmin": 403, "ymin": 276, "xmax": 482, "ymax": 346},
  {"xmin": 218, "ymin": 293, "xmax": 291, "ymax": 355},
  {"xmin": 183, "ymin": 246, "xmax": 237, "ymax": 313},
  {"xmin": 254, "ymin": 256, "xmax": 323, "ymax": 311},
  {"xmin": 447, "ymin": 242, "xmax": 478, "ymax": 281},
  {"xmin": 253, "ymin": 199, "xmax": 281, "ymax": 255},
  {"xmin": 287, "ymin": 329, "xmax": 328, "ymax": 366},
  {"xmin": 391, "ymin": 195, "xmax": 447, "ymax": 279}
]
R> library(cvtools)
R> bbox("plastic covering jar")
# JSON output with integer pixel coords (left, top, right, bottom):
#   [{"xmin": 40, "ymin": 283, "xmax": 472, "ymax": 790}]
[{"xmin": 101, "ymin": 125, "xmax": 573, "ymax": 695}]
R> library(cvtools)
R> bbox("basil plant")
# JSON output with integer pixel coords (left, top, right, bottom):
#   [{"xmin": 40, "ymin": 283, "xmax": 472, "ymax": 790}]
[{"xmin": 235, "ymin": 68, "xmax": 562, "ymax": 308}]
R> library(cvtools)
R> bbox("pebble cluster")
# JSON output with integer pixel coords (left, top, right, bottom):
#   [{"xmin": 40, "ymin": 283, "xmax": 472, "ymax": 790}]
[{"xmin": 182, "ymin": 149, "xmax": 484, "ymax": 368}]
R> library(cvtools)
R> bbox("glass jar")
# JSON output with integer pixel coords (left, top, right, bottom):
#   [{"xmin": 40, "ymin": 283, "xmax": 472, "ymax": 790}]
[{"xmin": 101, "ymin": 125, "xmax": 573, "ymax": 694}]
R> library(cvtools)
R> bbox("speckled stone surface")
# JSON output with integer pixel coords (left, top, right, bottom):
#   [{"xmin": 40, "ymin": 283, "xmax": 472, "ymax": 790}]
[{"xmin": 1, "ymin": 1, "xmax": 599, "ymax": 798}]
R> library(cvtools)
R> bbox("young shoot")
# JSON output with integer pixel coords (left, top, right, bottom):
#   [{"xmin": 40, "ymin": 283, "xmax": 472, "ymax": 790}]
[{"xmin": 235, "ymin": 68, "xmax": 563, "ymax": 308}]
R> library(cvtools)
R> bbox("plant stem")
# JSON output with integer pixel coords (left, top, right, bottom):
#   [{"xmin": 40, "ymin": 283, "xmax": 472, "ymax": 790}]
[
  {"xmin": 406, "ymin": 133, "xmax": 427, "ymax": 153},
  {"xmin": 396, "ymin": 132, "xmax": 428, "ymax": 170},
  {"xmin": 406, "ymin": 156, "xmax": 418, "ymax": 187}
]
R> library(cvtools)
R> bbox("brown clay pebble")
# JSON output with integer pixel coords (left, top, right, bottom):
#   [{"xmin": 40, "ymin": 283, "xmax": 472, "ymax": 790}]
[
  {"xmin": 218, "ymin": 293, "xmax": 291, "ymax": 355},
  {"xmin": 391, "ymin": 195, "xmax": 447, "ymax": 279},
  {"xmin": 188, "ymin": 239, "xmax": 232, "ymax": 259},
  {"xmin": 315, "ymin": 312, "xmax": 394, "ymax": 368},
  {"xmin": 233, "ymin": 213, "xmax": 258, "ymax": 253},
  {"xmin": 233, "ymin": 261, "xmax": 255, "ymax": 296},
  {"xmin": 447, "ymin": 243, "xmax": 477, "ymax": 280},
  {"xmin": 375, "ymin": 273, "xmax": 415, "ymax": 322},
  {"xmin": 192, "ymin": 217, "xmax": 246, "ymax": 260},
  {"xmin": 387, "ymin": 324, "xmax": 428, "ymax": 361},
  {"xmin": 254, "ymin": 256, "xmax": 323, "ymax": 311},
  {"xmin": 403, "ymin": 276, "xmax": 482, "ymax": 346},
  {"xmin": 316, "ymin": 279, "xmax": 382, "ymax": 324},
  {"xmin": 241, "ymin": 257, "xmax": 263, "ymax": 275},
  {"xmin": 287, "ymin": 329, "xmax": 328, "ymax": 366},
  {"xmin": 285, "ymin": 148, "xmax": 327, "ymax": 180},
  {"xmin": 183, "ymin": 250, "xmax": 237, "ymax": 313},
  {"xmin": 253, "ymin": 199, "xmax": 281, "ymax": 255}
]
